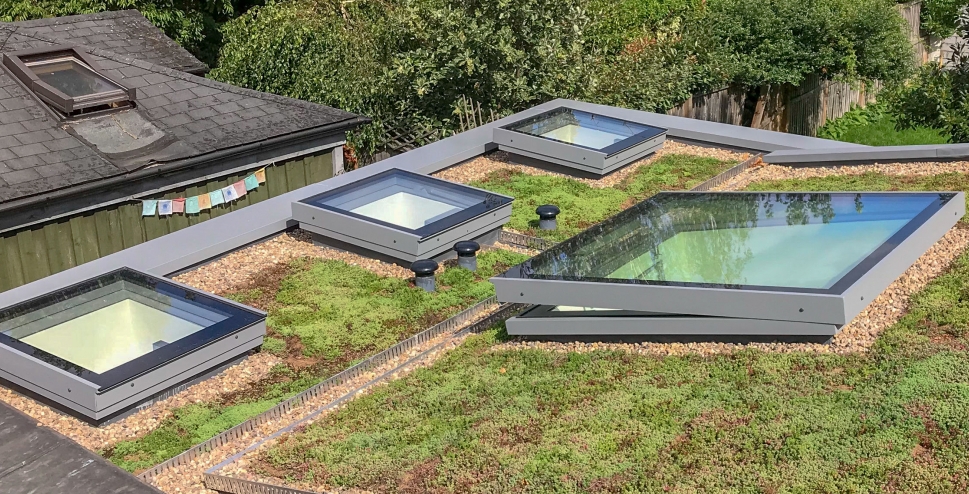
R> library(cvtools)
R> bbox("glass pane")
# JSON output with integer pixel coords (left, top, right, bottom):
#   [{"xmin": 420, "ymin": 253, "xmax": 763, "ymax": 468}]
[
  {"xmin": 507, "ymin": 108, "xmax": 659, "ymax": 150},
  {"xmin": 29, "ymin": 58, "xmax": 122, "ymax": 98},
  {"xmin": 350, "ymin": 191, "xmax": 462, "ymax": 230},
  {"xmin": 0, "ymin": 276, "xmax": 228, "ymax": 374},
  {"xmin": 521, "ymin": 192, "xmax": 951, "ymax": 290},
  {"xmin": 306, "ymin": 170, "xmax": 508, "ymax": 232}
]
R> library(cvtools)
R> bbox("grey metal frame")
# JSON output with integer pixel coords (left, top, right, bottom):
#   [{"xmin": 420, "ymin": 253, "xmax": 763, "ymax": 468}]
[
  {"xmin": 506, "ymin": 308, "xmax": 838, "ymax": 337},
  {"xmin": 492, "ymin": 191, "xmax": 964, "ymax": 330},
  {"xmin": 292, "ymin": 176, "xmax": 513, "ymax": 262},
  {"xmin": 493, "ymin": 115, "xmax": 666, "ymax": 176},
  {"xmin": 0, "ymin": 274, "xmax": 266, "ymax": 423}
]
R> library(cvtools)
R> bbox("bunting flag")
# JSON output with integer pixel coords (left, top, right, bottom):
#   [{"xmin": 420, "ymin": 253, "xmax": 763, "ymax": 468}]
[
  {"xmin": 140, "ymin": 167, "xmax": 272, "ymax": 217},
  {"xmin": 142, "ymin": 200, "xmax": 157, "ymax": 216},
  {"xmin": 185, "ymin": 196, "xmax": 200, "ymax": 214},
  {"xmin": 244, "ymin": 174, "xmax": 259, "ymax": 191},
  {"xmin": 232, "ymin": 180, "xmax": 247, "ymax": 198},
  {"xmin": 209, "ymin": 189, "xmax": 225, "ymax": 206}
]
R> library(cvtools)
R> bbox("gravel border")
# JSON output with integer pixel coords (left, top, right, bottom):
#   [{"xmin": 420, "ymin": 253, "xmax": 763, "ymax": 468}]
[
  {"xmin": 433, "ymin": 141, "xmax": 751, "ymax": 188},
  {"xmin": 0, "ymin": 352, "xmax": 281, "ymax": 453},
  {"xmin": 714, "ymin": 160, "xmax": 969, "ymax": 191}
]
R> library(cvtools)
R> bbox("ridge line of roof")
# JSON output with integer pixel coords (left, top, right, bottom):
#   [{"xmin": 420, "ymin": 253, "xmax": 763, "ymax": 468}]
[{"xmin": 0, "ymin": 9, "xmax": 141, "ymax": 29}]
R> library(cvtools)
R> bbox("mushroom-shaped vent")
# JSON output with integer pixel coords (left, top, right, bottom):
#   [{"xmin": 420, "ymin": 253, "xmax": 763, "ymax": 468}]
[
  {"xmin": 410, "ymin": 259, "xmax": 439, "ymax": 277},
  {"xmin": 536, "ymin": 205, "xmax": 560, "ymax": 220},
  {"xmin": 454, "ymin": 241, "xmax": 481, "ymax": 257}
]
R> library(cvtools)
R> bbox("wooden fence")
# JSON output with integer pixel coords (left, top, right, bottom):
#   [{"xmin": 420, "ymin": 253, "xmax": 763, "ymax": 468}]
[{"xmin": 0, "ymin": 151, "xmax": 334, "ymax": 293}]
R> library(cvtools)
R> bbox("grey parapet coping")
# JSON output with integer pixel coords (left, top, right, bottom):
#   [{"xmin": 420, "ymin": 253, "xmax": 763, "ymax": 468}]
[
  {"xmin": 764, "ymin": 143, "xmax": 969, "ymax": 165},
  {"xmin": 0, "ymin": 99, "xmax": 861, "ymax": 309}
]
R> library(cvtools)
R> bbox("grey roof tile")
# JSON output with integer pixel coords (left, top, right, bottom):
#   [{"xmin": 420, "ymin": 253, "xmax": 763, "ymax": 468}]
[{"xmin": 0, "ymin": 13, "xmax": 365, "ymax": 206}]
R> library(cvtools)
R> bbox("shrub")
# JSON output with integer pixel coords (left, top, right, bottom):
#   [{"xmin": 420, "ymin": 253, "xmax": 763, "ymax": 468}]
[
  {"xmin": 921, "ymin": 0, "xmax": 964, "ymax": 39},
  {"xmin": 685, "ymin": 0, "xmax": 913, "ymax": 87},
  {"xmin": 886, "ymin": 7, "xmax": 969, "ymax": 143}
]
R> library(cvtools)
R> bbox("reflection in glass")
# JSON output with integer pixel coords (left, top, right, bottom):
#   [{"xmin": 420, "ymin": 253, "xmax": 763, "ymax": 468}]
[
  {"xmin": 518, "ymin": 192, "xmax": 950, "ymax": 290},
  {"xmin": 0, "ymin": 275, "xmax": 228, "ymax": 374},
  {"xmin": 506, "ymin": 107, "xmax": 663, "ymax": 151},
  {"xmin": 304, "ymin": 169, "xmax": 511, "ymax": 234},
  {"xmin": 28, "ymin": 58, "xmax": 124, "ymax": 98}
]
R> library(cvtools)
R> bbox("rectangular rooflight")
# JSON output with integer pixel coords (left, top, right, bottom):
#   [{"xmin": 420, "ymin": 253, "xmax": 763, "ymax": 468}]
[
  {"xmin": 493, "ymin": 107, "xmax": 667, "ymax": 176},
  {"xmin": 0, "ymin": 268, "xmax": 265, "ymax": 423},
  {"xmin": 293, "ymin": 169, "xmax": 513, "ymax": 262},
  {"xmin": 494, "ymin": 191, "xmax": 964, "ymax": 337}
]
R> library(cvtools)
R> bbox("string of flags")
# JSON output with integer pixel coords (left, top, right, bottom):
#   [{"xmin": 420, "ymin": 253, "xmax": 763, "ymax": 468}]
[{"xmin": 142, "ymin": 168, "xmax": 267, "ymax": 217}]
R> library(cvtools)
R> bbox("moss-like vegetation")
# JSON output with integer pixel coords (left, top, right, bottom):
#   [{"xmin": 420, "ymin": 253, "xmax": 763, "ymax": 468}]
[
  {"xmin": 103, "ymin": 249, "xmax": 528, "ymax": 473},
  {"xmin": 251, "ymin": 172, "xmax": 969, "ymax": 492},
  {"xmin": 471, "ymin": 154, "xmax": 737, "ymax": 241},
  {"xmin": 254, "ymin": 249, "xmax": 969, "ymax": 494}
]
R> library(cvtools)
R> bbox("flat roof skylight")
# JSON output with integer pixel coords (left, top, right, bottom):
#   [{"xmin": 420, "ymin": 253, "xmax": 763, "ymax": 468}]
[
  {"xmin": 2, "ymin": 45, "xmax": 134, "ymax": 115},
  {"xmin": 0, "ymin": 268, "xmax": 265, "ymax": 423},
  {"xmin": 293, "ymin": 169, "xmax": 513, "ymax": 262},
  {"xmin": 494, "ymin": 191, "xmax": 964, "ymax": 336},
  {"xmin": 494, "ymin": 107, "xmax": 667, "ymax": 177}
]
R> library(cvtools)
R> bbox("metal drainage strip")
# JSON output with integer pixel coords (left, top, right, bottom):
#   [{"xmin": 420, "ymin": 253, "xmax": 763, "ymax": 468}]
[
  {"xmin": 133, "ymin": 295, "xmax": 515, "ymax": 481},
  {"xmin": 200, "ymin": 302, "xmax": 526, "ymax": 494}
]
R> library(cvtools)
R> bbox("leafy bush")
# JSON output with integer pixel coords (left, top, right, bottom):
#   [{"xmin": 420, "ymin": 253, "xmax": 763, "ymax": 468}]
[
  {"xmin": 584, "ymin": 0, "xmax": 699, "ymax": 55},
  {"xmin": 686, "ymin": 0, "xmax": 913, "ymax": 87},
  {"xmin": 921, "ymin": 0, "xmax": 964, "ymax": 38},
  {"xmin": 886, "ymin": 7, "xmax": 969, "ymax": 143}
]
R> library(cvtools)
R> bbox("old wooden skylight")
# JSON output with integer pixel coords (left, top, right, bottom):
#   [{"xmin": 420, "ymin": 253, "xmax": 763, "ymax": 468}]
[{"xmin": 2, "ymin": 45, "xmax": 135, "ymax": 116}]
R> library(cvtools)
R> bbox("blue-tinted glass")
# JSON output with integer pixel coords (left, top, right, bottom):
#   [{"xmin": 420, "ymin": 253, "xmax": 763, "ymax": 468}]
[
  {"xmin": 507, "ymin": 108, "xmax": 662, "ymax": 151},
  {"xmin": 515, "ymin": 192, "xmax": 951, "ymax": 290},
  {"xmin": 300, "ymin": 169, "xmax": 511, "ymax": 237}
]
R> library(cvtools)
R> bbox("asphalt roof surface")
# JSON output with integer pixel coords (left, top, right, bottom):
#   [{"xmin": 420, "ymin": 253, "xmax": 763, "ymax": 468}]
[
  {"xmin": 1, "ymin": 10, "xmax": 209, "ymax": 75},
  {"xmin": 0, "ymin": 400, "xmax": 163, "ymax": 494},
  {"xmin": 0, "ymin": 11, "xmax": 365, "ymax": 206}
]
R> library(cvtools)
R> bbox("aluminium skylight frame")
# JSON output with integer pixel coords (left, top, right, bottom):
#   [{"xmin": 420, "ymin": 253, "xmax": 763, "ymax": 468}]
[
  {"xmin": 2, "ymin": 45, "xmax": 135, "ymax": 115},
  {"xmin": 493, "ymin": 191, "xmax": 965, "ymax": 337},
  {"xmin": 0, "ymin": 268, "xmax": 265, "ymax": 424},
  {"xmin": 293, "ymin": 168, "xmax": 513, "ymax": 262},
  {"xmin": 493, "ymin": 106, "xmax": 668, "ymax": 176}
]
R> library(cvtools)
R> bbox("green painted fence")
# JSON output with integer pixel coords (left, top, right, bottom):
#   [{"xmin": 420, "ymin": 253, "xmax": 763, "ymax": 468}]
[{"xmin": 0, "ymin": 151, "xmax": 334, "ymax": 293}]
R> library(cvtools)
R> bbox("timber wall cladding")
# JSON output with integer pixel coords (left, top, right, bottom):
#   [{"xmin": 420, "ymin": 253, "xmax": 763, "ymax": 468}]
[{"xmin": 0, "ymin": 151, "xmax": 333, "ymax": 293}]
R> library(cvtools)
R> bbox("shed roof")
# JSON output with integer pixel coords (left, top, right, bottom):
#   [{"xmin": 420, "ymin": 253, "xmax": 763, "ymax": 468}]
[
  {"xmin": 0, "ymin": 14, "xmax": 367, "ymax": 210},
  {"xmin": 0, "ymin": 400, "xmax": 163, "ymax": 494},
  {"xmin": 1, "ymin": 10, "xmax": 209, "ymax": 75}
]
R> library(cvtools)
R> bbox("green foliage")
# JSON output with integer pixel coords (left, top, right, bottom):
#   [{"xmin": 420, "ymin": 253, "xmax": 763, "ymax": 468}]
[
  {"xmin": 255, "ymin": 243, "xmax": 969, "ymax": 492},
  {"xmin": 105, "ymin": 399, "xmax": 278, "ymax": 472},
  {"xmin": 0, "ymin": 0, "xmax": 238, "ymax": 66},
  {"xmin": 270, "ymin": 252, "xmax": 520, "ymax": 358},
  {"xmin": 817, "ymin": 103, "xmax": 949, "ymax": 145},
  {"xmin": 103, "ymin": 251, "xmax": 525, "ymax": 472},
  {"xmin": 687, "ymin": 0, "xmax": 913, "ymax": 87},
  {"xmin": 472, "ymin": 154, "xmax": 736, "ymax": 241},
  {"xmin": 885, "ymin": 8, "xmax": 969, "ymax": 143},
  {"xmin": 920, "ymin": 0, "xmax": 964, "ymax": 38},
  {"xmin": 584, "ymin": 0, "xmax": 699, "ymax": 55}
]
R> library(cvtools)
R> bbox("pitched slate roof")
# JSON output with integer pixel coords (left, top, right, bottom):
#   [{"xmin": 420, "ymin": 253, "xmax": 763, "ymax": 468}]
[
  {"xmin": 1, "ymin": 10, "xmax": 208, "ymax": 75},
  {"xmin": 0, "ymin": 15, "xmax": 367, "ymax": 206},
  {"xmin": 0, "ymin": 401, "xmax": 163, "ymax": 494}
]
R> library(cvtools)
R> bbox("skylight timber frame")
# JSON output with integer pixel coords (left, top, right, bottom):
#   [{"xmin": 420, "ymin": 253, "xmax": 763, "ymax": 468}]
[{"xmin": 2, "ymin": 45, "xmax": 135, "ymax": 115}]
